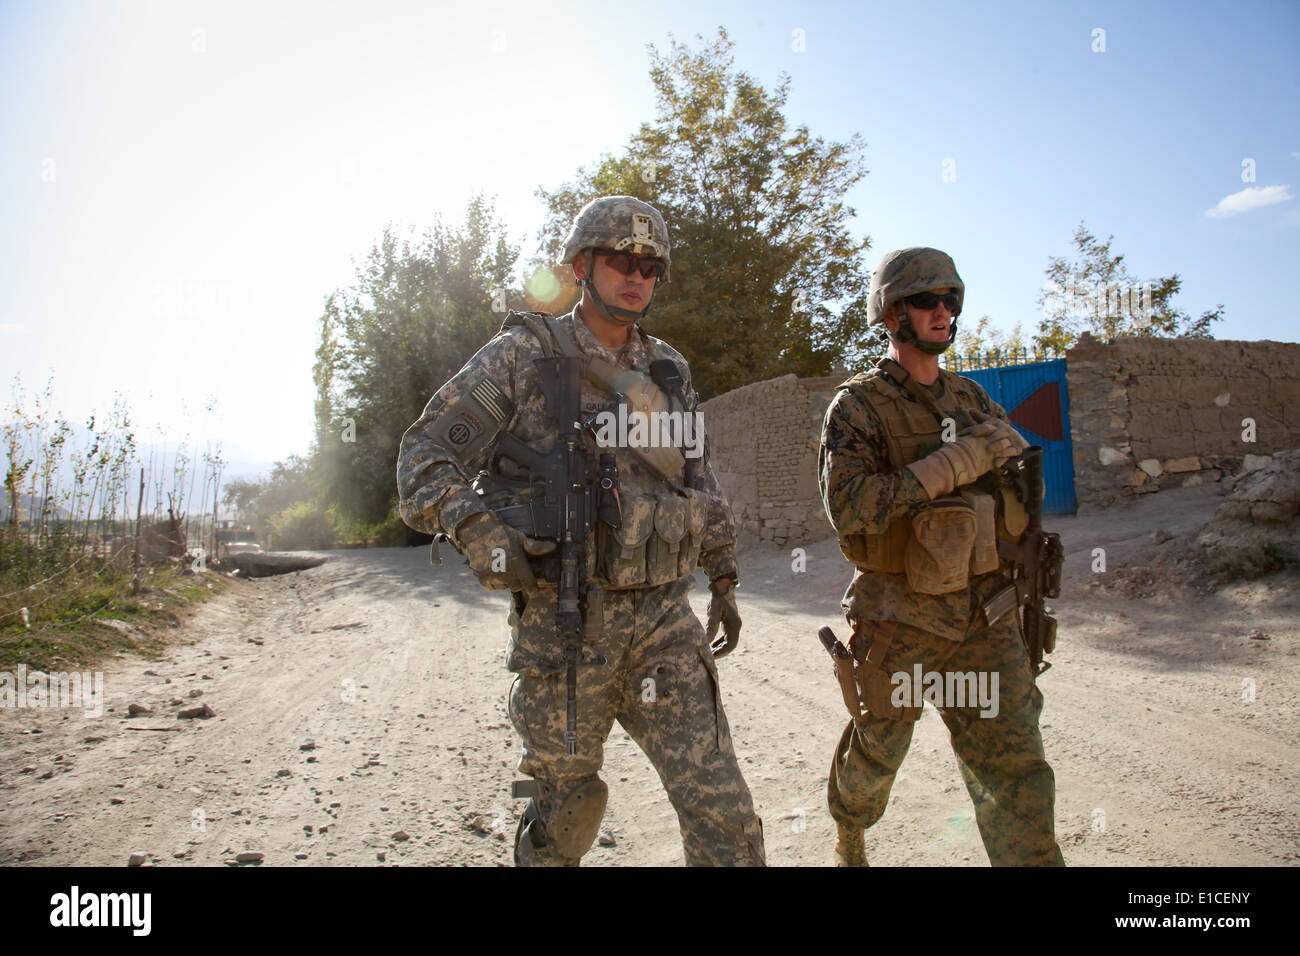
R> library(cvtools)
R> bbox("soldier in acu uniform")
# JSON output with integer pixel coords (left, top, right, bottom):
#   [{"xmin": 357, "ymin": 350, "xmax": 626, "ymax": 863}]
[
  {"xmin": 396, "ymin": 197, "xmax": 765, "ymax": 867},
  {"xmin": 818, "ymin": 247, "xmax": 1065, "ymax": 867}
]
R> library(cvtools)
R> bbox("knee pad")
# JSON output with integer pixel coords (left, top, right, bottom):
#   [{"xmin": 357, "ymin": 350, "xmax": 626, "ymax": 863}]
[
  {"xmin": 514, "ymin": 778, "xmax": 608, "ymax": 866},
  {"xmin": 549, "ymin": 777, "xmax": 608, "ymax": 859}
]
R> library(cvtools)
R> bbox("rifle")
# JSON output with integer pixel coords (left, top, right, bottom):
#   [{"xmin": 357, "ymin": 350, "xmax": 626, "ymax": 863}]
[
  {"xmin": 491, "ymin": 355, "xmax": 620, "ymax": 756},
  {"xmin": 995, "ymin": 446, "xmax": 1063, "ymax": 675}
]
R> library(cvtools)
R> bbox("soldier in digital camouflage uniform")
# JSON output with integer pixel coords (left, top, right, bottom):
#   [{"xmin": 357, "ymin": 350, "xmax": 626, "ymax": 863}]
[
  {"xmin": 818, "ymin": 247, "xmax": 1065, "ymax": 866},
  {"xmin": 396, "ymin": 196, "xmax": 765, "ymax": 867}
]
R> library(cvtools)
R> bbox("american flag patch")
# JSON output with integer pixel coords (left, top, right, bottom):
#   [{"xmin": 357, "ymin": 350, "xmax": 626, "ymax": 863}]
[{"xmin": 471, "ymin": 379, "xmax": 508, "ymax": 423}]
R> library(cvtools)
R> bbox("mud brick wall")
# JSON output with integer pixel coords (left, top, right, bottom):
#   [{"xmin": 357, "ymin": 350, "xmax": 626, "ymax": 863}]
[
  {"xmin": 1066, "ymin": 335, "xmax": 1300, "ymax": 510},
  {"xmin": 700, "ymin": 374, "xmax": 841, "ymax": 545}
]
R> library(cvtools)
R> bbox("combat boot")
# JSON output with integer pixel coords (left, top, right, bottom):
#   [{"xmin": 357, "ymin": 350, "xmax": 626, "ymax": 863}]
[{"xmin": 834, "ymin": 822, "xmax": 868, "ymax": 867}]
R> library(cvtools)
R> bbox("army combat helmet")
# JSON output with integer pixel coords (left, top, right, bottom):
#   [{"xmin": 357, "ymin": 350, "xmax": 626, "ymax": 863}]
[
  {"xmin": 560, "ymin": 196, "xmax": 671, "ymax": 326},
  {"xmin": 868, "ymin": 247, "xmax": 963, "ymax": 355}
]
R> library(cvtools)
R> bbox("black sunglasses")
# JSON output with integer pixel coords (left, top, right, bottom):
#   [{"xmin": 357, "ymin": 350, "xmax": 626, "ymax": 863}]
[
  {"xmin": 593, "ymin": 248, "xmax": 666, "ymax": 280},
  {"xmin": 905, "ymin": 291, "xmax": 961, "ymax": 315}
]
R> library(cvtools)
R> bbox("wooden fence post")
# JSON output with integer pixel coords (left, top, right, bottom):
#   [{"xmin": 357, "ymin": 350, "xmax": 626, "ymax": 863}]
[{"xmin": 132, "ymin": 467, "xmax": 144, "ymax": 594}]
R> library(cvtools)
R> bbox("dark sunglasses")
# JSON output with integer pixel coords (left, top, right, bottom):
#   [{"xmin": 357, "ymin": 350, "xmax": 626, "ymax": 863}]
[
  {"xmin": 593, "ymin": 248, "xmax": 666, "ymax": 280},
  {"xmin": 905, "ymin": 291, "xmax": 961, "ymax": 315}
]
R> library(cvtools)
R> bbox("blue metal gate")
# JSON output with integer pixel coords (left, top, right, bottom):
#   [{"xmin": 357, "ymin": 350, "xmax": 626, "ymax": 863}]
[{"xmin": 959, "ymin": 359, "xmax": 1076, "ymax": 515}]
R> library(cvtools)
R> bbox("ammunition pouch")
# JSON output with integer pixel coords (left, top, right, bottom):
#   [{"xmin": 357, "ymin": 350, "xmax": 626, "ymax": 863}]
[
  {"xmin": 838, "ymin": 520, "xmax": 909, "ymax": 573},
  {"xmin": 905, "ymin": 497, "xmax": 977, "ymax": 594},
  {"xmin": 840, "ymin": 489, "xmax": 1006, "ymax": 590},
  {"xmin": 963, "ymin": 490, "xmax": 999, "ymax": 575},
  {"xmin": 497, "ymin": 489, "xmax": 706, "ymax": 591},
  {"xmin": 595, "ymin": 489, "xmax": 707, "ymax": 589},
  {"xmin": 648, "ymin": 493, "xmax": 689, "ymax": 585},
  {"xmin": 600, "ymin": 492, "xmax": 656, "ymax": 587},
  {"xmin": 999, "ymin": 483, "xmax": 1029, "ymax": 541}
]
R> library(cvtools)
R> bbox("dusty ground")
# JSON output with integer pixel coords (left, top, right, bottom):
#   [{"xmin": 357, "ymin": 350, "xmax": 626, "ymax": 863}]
[{"xmin": 1, "ymin": 483, "xmax": 1297, "ymax": 867}]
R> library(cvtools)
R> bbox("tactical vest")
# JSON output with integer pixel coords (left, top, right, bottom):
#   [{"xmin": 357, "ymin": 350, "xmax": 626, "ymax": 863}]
[
  {"xmin": 485, "ymin": 311, "xmax": 708, "ymax": 590},
  {"xmin": 836, "ymin": 359, "xmax": 1027, "ymax": 581}
]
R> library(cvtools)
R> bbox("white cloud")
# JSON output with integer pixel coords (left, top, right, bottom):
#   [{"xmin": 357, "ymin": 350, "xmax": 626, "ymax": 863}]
[
  {"xmin": 1205, "ymin": 184, "xmax": 1295, "ymax": 219},
  {"xmin": 0, "ymin": 323, "xmax": 27, "ymax": 336}
]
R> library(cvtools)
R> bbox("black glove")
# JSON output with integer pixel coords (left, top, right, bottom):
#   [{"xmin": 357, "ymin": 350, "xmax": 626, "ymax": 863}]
[{"xmin": 706, "ymin": 577, "xmax": 742, "ymax": 658}]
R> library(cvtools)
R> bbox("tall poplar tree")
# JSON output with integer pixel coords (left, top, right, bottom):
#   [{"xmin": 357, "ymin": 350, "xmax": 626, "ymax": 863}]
[{"xmin": 313, "ymin": 196, "xmax": 521, "ymax": 525}]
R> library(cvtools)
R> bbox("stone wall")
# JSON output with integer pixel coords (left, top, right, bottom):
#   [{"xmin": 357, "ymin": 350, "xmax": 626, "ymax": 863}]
[
  {"xmin": 700, "ymin": 374, "xmax": 840, "ymax": 545},
  {"xmin": 1066, "ymin": 334, "xmax": 1300, "ymax": 510},
  {"xmin": 702, "ymin": 336, "xmax": 1300, "ymax": 532}
]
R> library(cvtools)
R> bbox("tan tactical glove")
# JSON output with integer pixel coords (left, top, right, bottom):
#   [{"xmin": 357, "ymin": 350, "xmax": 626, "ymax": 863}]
[
  {"xmin": 987, "ymin": 422, "xmax": 1029, "ymax": 466},
  {"xmin": 706, "ymin": 577, "xmax": 742, "ymax": 658},
  {"xmin": 966, "ymin": 414, "xmax": 1030, "ymax": 465},
  {"xmin": 457, "ymin": 513, "xmax": 556, "ymax": 591},
  {"xmin": 972, "ymin": 408, "xmax": 1029, "ymax": 463},
  {"xmin": 906, "ymin": 423, "xmax": 1021, "ymax": 500}
]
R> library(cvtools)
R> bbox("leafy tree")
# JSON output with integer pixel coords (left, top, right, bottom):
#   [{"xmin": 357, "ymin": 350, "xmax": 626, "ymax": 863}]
[
  {"xmin": 268, "ymin": 500, "xmax": 339, "ymax": 551},
  {"xmin": 953, "ymin": 314, "xmax": 1027, "ymax": 358},
  {"xmin": 535, "ymin": 28, "xmax": 879, "ymax": 399},
  {"xmin": 222, "ymin": 455, "xmax": 312, "ymax": 538},
  {"xmin": 1034, "ymin": 222, "xmax": 1223, "ymax": 353},
  {"xmin": 313, "ymin": 196, "xmax": 522, "ymax": 525}
]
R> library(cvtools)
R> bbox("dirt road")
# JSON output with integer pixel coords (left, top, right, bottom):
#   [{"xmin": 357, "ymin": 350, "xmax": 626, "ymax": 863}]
[{"xmin": 2, "ymin": 484, "xmax": 1297, "ymax": 866}]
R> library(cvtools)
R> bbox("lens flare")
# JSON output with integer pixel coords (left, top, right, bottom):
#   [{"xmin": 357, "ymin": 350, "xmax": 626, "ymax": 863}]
[{"xmin": 525, "ymin": 266, "xmax": 574, "ymax": 311}]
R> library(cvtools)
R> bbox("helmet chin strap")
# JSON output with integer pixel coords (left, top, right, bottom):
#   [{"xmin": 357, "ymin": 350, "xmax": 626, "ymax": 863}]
[
  {"xmin": 887, "ymin": 303, "xmax": 958, "ymax": 356},
  {"xmin": 581, "ymin": 250, "xmax": 655, "ymax": 326}
]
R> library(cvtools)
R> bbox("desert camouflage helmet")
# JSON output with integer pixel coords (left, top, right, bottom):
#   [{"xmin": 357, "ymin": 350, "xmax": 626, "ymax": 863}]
[
  {"xmin": 560, "ymin": 196, "xmax": 672, "ymax": 282},
  {"xmin": 867, "ymin": 247, "xmax": 964, "ymax": 326}
]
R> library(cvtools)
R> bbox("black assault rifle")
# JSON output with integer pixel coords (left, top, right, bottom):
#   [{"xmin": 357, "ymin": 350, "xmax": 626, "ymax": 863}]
[
  {"xmin": 490, "ymin": 356, "xmax": 621, "ymax": 756},
  {"xmin": 995, "ymin": 446, "xmax": 1063, "ymax": 675}
]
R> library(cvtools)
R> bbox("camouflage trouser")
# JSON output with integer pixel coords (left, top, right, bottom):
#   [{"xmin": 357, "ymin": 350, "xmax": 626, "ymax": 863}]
[
  {"xmin": 506, "ymin": 574, "xmax": 765, "ymax": 866},
  {"xmin": 827, "ymin": 612, "xmax": 1065, "ymax": 866}
]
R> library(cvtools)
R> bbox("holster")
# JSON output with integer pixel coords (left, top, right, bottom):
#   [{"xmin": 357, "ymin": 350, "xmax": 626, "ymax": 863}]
[
  {"xmin": 831, "ymin": 655, "xmax": 862, "ymax": 721},
  {"xmin": 839, "ymin": 620, "xmax": 923, "ymax": 723}
]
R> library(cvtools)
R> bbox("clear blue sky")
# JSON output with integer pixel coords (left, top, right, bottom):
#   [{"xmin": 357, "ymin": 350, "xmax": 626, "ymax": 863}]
[{"xmin": 2, "ymin": 0, "xmax": 1296, "ymax": 473}]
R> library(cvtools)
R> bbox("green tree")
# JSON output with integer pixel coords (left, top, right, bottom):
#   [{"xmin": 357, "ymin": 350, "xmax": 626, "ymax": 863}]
[
  {"xmin": 1034, "ymin": 222, "xmax": 1223, "ymax": 353},
  {"xmin": 222, "ymin": 455, "xmax": 313, "ymax": 539},
  {"xmin": 954, "ymin": 315, "xmax": 1027, "ymax": 356},
  {"xmin": 313, "ymin": 195, "xmax": 522, "ymax": 526},
  {"xmin": 268, "ymin": 500, "xmax": 339, "ymax": 551},
  {"xmin": 948, "ymin": 315, "xmax": 1031, "ymax": 369},
  {"xmin": 535, "ymin": 28, "xmax": 879, "ymax": 399}
]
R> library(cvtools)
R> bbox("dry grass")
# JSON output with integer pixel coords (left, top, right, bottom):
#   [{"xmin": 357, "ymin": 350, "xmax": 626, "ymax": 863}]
[{"xmin": 0, "ymin": 561, "xmax": 230, "ymax": 670}]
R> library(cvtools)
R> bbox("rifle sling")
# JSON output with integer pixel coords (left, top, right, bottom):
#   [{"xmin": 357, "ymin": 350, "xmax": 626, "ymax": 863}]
[{"xmin": 504, "ymin": 310, "xmax": 683, "ymax": 414}]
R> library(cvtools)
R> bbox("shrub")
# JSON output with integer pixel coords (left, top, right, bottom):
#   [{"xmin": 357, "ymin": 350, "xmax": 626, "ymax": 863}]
[
  {"xmin": 268, "ymin": 501, "xmax": 339, "ymax": 551},
  {"xmin": 1209, "ymin": 541, "xmax": 1299, "ymax": 581}
]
